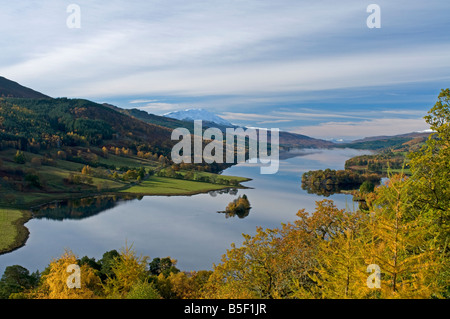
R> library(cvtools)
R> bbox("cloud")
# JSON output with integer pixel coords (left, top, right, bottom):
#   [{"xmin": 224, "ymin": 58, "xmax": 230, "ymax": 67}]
[
  {"xmin": 0, "ymin": 0, "xmax": 448, "ymax": 141},
  {"xmin": 1, "ymin": 0, "xmax": 449, "ymax": 100},
  {"xmin": 135, "ymin": 102, "xmax": 187, "ymax": 113},
  {"xmin": 129, "ymin": 99, "xmax": 159, "ymax": 104}
]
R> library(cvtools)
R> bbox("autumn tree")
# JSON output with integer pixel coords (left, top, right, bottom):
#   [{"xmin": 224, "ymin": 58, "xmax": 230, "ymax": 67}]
[
  {"xmin": 204, "ymin": 227, "xmax": 283, "ymax": 298},
  {"xmin": 305, "ymin": 208, "xmax": 369, "ymax": 299},
  {"xmin": 102, "ymin": 244, "xmax": 149, "ymax": 298},
  {"xmin": 33, "ymin": 250, "xmax": 101, "ymax": 299},
  {"xmin": 363, "ymin": 173, "xmax": 445, "ymax": 298},
  {"xmin": 409, "ymin": 88, "xmax": 450, "ymax": 248}
]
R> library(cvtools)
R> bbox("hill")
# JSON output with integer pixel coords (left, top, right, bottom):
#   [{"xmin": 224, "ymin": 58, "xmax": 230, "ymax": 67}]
[
  {"xmin": 0, "ymin": 76, "xmax": 50, "ymax": 99},
  {"xmin": 103, "ymin": 104, "xmax": 196, "ymax": 131},
  {"xmin": 278, "ymin": 131, "xmax": 335, "ymax": 149},
  {"xmin": 0, "ymin": 97, "xmax": 175, "ymax": 155},
  {"xmin": 340, "ymin": 131, "xmax": 431, "ymax": 150}
]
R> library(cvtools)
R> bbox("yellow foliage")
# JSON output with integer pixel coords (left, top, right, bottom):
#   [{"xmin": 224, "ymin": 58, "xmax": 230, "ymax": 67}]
[
  {"xmin": 34, "ymin": 249, "xmax": 100, "ymax": 299},
  {"xmin": 102, "ymin": 244, "xmax": 149, "ymax": 298}
]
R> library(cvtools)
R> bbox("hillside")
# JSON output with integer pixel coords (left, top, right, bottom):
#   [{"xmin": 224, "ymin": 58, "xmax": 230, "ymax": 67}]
[
  {"xmin": 278, "ymin": 131, "xmax": 335, "ymax": 149},
  {"xmin": 0, "ymin": 97, "xmax": 175, "ymax": 155},
  {"xmin": 104, "ymin": 104, "xmax": 196, "ymax": 131},
  {"xmin": 340, "ymin": 131, "xmax": 431, "ymax": 150},
  {"xmin": 0, "ymin": 77, "xmax": 50, "ymax": 99}
]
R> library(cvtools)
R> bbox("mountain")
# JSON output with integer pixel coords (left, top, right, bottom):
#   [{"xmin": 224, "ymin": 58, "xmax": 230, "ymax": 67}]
[
  {"xmin": 103, "ymin": 104, "xmax": 197, "ymax": 131},
  {"xmin": 0, "ymin": 76, "xmax": 50, "ymax": 99},
  {"xmin": 341, "ymin": 131, "xmax": 432, "ymax": 150},
  {"xmin": 351, "ymin": 131, "xmax": 432, "ymax": 143},
  {"xmin": 163, "ymin": 108, "xmax": 233, "ymax": 127},
  {"xmin": 277, "ymin": 131, "xmax": 335, "ymax": 149}
]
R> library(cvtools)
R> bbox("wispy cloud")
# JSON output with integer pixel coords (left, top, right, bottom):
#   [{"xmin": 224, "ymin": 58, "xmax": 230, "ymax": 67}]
[
  {"xmin": 0, "ymin": 0, "xmax": 448, "ymax": 138},
  {"xmin": 129, "ymin": 99, "xmax": 159, "ymax": 104},
  {"xmin": 135, "ymin": 102, "xmax": 187, "ymax": 113},
  {"xmin": 1, "ymin": 1, "xmax": 449, "ymax": 100}
]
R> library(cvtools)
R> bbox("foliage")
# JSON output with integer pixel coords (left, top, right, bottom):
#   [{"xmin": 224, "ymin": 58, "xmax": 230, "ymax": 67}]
[
  {"xmin": 33, "ymin": 250, "xmax": 101, "ymax": 299},
  {"xmin": 102, "ymin": 244, "xmax": 149, "ymax": 298},
  {"xmin": 13, "ymin": 150, "xmax": 26, "ymax": 164},
  {"xmin": 0, "ymin": 265, "xmax": 39, "ymax": 299},
  {"xmin": 149, "ymin": 257, "xmax": 180, "ymax": 277},
  {"xmin": 302, "ymin": 168, "xmax": 380, "ymax": 196},
  {"xmin": 126, "ymin": 280, "xmax": 161, "ymax": 299},
  {"xmin": 219, "ymin": 194, "xmax": 251, "ymax": 218}
]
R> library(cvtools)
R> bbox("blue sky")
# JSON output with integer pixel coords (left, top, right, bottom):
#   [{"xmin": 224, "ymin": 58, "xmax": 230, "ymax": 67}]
[{"xmin": 0, "ymin": 0, "xmax": 449, "ymax": 140}]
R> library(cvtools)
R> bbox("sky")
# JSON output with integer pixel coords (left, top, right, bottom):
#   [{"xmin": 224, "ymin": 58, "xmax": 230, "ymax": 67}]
[{"xmin": 0, "ymin": 0, "xmax": 449, "ymax": 140}]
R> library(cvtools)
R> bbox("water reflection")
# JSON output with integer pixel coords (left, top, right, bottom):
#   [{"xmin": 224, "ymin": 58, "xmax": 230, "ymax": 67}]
[
  {"xmin": 300, "ymin": 182, "xmax": 359, "ymax": 197},
  {"xmin": 32, "ymin": 195, "xmax": 143, "ymax": 221},
  {"xmin": 208, "ymin": 188, "xmax": 238, "ymax": 197},
  {"xmin": 217, "ymin": 194, "xmax": 251, "ymax": 219}
]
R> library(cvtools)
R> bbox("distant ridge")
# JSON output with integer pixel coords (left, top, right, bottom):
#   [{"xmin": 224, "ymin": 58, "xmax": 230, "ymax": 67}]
[
  {"xmin": 351, "ymin": 131, "xmax": 432, "ymax": 143},
  {"xmin": 341, "ymin": 131, "xmax": 432, "ymax": 150},
  {"xmin": 0, "ymin": 76, "xmax": 50, "ymax": 98}
]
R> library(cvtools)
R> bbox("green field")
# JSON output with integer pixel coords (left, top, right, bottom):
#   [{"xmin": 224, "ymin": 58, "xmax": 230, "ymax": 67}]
[
  {"xmin": 0, "ymin": 209, "xmax": 31, "ymax": 254},
  {"xmin": 121, "ymin": 176, "xmax": 236, "ymax": 195}
]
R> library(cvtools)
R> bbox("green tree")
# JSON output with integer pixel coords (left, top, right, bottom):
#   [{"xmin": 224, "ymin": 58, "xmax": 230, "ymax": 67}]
[
  {"xmin": 0, "ymin": 265, "xmax": 40, "ymax": 299},
  {"xmin": 359, "ymin": 181, "xmax": 375, "ymax": 194},
  {"xmin": 13, "ymin": 150, "xmax": 26, "ymax": 164},
  {"xmin": 365, "ymin": 174, "xmax": 444, "ymax": 298},
  {"xmin": 409, "ymin": 88, "xmax": 450, "ymax": 248},
  {"xmin": 126, "ymin": 280, "xmax": 161, "ymax": 299},
  {"xmin": 149, "ymin": 257, "xmax": 179, "ymax": 277},
  {"xmin": 102, "ymin": 244, "xmax": 149, "ymax": 298}
]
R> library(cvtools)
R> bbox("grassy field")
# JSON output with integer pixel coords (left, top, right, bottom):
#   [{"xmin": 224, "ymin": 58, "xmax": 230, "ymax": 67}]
[
  {"xmin": 121, "ymin": 176, "xmax": 237, "ymax": 195},
  {"xmin": 0, "ymin": 209, "xmax": 32, "ymax": 254}
]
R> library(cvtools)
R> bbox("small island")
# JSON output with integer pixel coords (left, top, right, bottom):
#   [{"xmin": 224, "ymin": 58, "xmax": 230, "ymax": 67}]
[
  {"xmin": 301, "ymin": 168, "xmax": 381, "ymax": 197},
  {"xmin": 218, "ymin": 194, "xmax": 251, "ymax": 219}
]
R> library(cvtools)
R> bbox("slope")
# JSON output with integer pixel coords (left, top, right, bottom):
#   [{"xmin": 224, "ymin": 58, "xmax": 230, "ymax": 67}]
[{"xmin": 0, "ymin": 76, "xmax": 50, "ymax": 99}]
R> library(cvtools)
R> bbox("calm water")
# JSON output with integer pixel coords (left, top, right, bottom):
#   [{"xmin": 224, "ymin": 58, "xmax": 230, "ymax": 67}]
[{"xmin": 0, "ymin": 148, "xmax": 372, "ymax": 274}]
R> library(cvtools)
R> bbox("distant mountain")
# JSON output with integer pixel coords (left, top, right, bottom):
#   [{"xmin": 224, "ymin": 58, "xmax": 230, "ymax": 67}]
[
  {"xmin": 103, "ymin": 104, "xmax": 196, "ymax": 131},
  {"xmin": 277, "ymin": 131, "xmax": 335, "ymax": 149},
  {"xmin": 341, "ymin": 131, "xmax": 432, "ymax": 150},
  {"xmin": 163, "ymin": 108, "xmax": 233, "ymax": 127},
  {"xmin": 0, "ymin": 76, "xmax": 50, "ymax": 99},
  {"xmin": 350, "ymin": 131, "xmax": 432, "ymax": 143}
]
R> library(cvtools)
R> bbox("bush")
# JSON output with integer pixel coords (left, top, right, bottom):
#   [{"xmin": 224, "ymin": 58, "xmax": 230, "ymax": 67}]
[{"xmin": 13, "ymin": 151, "xmax": 26, "ymax": 164}]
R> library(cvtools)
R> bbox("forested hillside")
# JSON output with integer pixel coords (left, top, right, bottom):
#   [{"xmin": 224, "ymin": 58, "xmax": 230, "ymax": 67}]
[
  {"xmin": 0, "ymin": 77, "xmax": 50, "ymax": 99},
  {"xmin": 0, "ymin": 97, "xmax": 174, "ymax": 154}
]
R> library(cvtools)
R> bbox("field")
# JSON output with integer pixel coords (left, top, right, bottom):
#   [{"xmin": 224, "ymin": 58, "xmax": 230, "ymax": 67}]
[
  {"xmin": 0, "ymin": 209, "xmax": 31, "ymax": 254},
  {"xmin": 122, "ymin": 176, "xmax": 240, "ymax": 195}
]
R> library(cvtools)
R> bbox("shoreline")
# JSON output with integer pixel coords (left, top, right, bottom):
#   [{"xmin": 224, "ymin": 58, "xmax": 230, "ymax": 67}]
[{"xmin": 0, "ymin": 175, "xmax": 252, "ymax": 256}]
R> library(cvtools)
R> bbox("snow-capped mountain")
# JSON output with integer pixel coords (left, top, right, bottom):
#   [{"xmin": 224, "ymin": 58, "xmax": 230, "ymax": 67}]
[{"xmin": 163, "ymin": 108, "xmax": 232, "ymax": 126}]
